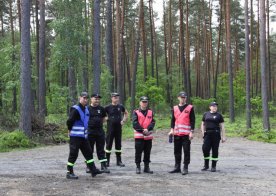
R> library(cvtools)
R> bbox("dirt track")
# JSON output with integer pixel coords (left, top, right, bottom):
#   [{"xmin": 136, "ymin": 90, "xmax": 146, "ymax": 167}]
[{"xmin": 0, "ymin": 130, "xmax": 276, "ymax": 196}]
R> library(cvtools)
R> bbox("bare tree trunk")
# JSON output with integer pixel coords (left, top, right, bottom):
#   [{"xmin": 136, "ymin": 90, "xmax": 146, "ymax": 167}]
[
  {"xmin": 116, "ymin": 0, "xmax": 125, "ymax": 103},
  {"xmin": 259, "ymin": 0, "xmax": 270, "ymax": 131},
  {"xmin": 130, "ymin": 5, "xmax": 142, "ymax": 113},
  {"xmin": 163, "ymin": 0, "xmax": 170, "ymax": 105},
  {"xmin": 82, "ymin": 0, "xmax": 89, "ymax": 92},
  {"xmin": 185, "ymin": 0, "xmax": 191, "ymax": 97},
  {"xmin": 266, "ymin": 0, "xmax": 271, "ymax": 101},
  {"xmin": 245, "ymin": 0, "xmax": 252, "ymax": 129},
  {"xmin": 38, "ymin": 0, "xmax": 46, "ymax": 122},
  {"xmin": 17, "ymin": 0, "xmax": 21, "ymax": 34},
  {"xmin": 35, "ymin": 0, "xmax": 39, "ymax": 107},
  {"xmin": 9, "ymin": 0, "xmax": 17, "ymax": 114},
  {"xmin": 179, "ymin": 0, "xmax": 187, "ymax": 92},
  {"xmin": 93, "ymin": 0, "xmax": 101, "ymax": 93},
  {"xmin": 106, "ymin": 0, "xmax": 114, "ymax": 91},
  {"xmin": 140, "ymin": 0, "xmax": 147, "ymax": 81},
  {"xmin": 20, "ymin": 0, "xmax": 32, "ymax": 137},
  {"xmin": 214, "ymin": 0, "xmax": 223, "ymax": 99},
  {"xmin": 149, "ymin": 0, "xmax": 154, "ymax": 78},
  {"xmin": 225, "ymin": 0, "xmax": 235, "ymax": 122}
]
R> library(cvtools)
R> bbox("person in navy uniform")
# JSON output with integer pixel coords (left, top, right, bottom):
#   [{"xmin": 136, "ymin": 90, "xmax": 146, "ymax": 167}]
[
  {"xmin": 105, "ymin": 93, "xmax": 128, "ymax": 167},
  {"xmin": 66, "ymin": 92, "xmax": 102, "ymax": 179},
  {"xmin": 201, "ymin": 102, "xmax": 226, "ymax": 172},
  {"xmin": 86, "ymin": 93, "xmax": 110, "ymax": 174}
]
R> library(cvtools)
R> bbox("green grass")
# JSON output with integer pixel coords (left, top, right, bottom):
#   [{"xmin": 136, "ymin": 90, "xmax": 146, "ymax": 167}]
[
  {"xmin": 0, "ymin": 130, "xmax": 37, "ymax": 152},
  {"xmin": 224, "ymin": 115, "xmax": 276, "ymax": 143}
]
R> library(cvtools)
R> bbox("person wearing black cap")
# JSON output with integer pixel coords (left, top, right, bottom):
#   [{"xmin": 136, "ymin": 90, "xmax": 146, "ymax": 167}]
[
  {"xmin": 132, "ymin": 96, "xmax": 155, "ymax": 174},
  {"xmin": 105, "ymin": 92, "xmax": 128, "ymax": 167},
  {"xmin": 201, "ymin": 102, "xmax": 226, "ymax": 172},
  {"xmin": 86, "ymin": 93, "xmax": 110, "ymax": 174},
  {"xmin": 168, "ymin": 91, "xmax": 195, "ymax": 175},
  {"xmin": 66, "ymin": 92, "xmax": 102, "ymax": 179}
]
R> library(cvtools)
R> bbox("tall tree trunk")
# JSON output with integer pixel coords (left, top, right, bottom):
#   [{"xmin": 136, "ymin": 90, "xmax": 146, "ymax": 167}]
[
  {"xmin": 245, "ymin": 0, "xmax": 252, "ymax": 129},
  {"xmin": 149, "ymin": 0, "xmax": 154, "ymax": 78},
  {"xmin": 38, "ymin": 0, "xmax": 46, "ymax": 122},
  {"xmin": 185, "ymin": 0, "xmax": 191, "ymax": 97},
  {"xmin": 35, "ymin": 0, "xmax": 39, "ymax": 107},
  {"xmin": 140, "ymin": 0, "xmax": 147, "ymax": 81},
  {"xmin": 20, "ymin": 0, "xmax": 32, "ymax": 137},
  {"xmin": 130, "ymin": 6, "xmax": 141, "ymax": 112},
  {"xmin": 266, "ymin": 0, "xmax": 271, "ymax": 101},
  {"xmin": 82, "ymin": 0, "xmax": 89, "ymax": 92},
  {"xmin": 259, "ymin": 0, "xmax": 270, "ymax": 131},
  {"xmin": 106, "ymin": 0, "xmax": 114, "ymax": 91},
  {"xmin": 9, "ymin": 0, "xmax": 17, "ymax": 114},
  {"xmin": 225, "ymin": 0, "xmax": 235, "ymax": 122},
  {"xmin": 93, "ymin": 0, "xmax": 101, "ymax": 93},
  {"xmin": 116, "ymin": 0, "xmax": 125, "ymax": 103},
  {"xmin": 163, "ymin": 0, "xmax": 170, "ymax": 105},
  {"xmin": 179, "ymin": 0, "xmax": 187, "ymax": 92},
  {"xmin": 214, "ymin": 0, "xmax": 223, "ymax": 99},
  {"xmin": 17, "ymin": 0, "xmax": 22, "ymax": 34},
  {"xmin": 168, "ymin": 0, "xmax": 173, "ymax": 106}
]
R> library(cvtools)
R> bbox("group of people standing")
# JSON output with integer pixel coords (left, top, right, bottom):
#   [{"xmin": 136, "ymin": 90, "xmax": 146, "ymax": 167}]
[{"xmin": 66, "ymin": 91, "xmax": 226, "ymax": 179}]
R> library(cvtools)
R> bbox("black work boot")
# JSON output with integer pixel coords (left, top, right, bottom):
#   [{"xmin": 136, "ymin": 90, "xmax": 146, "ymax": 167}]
[
  {"xmin": 136, "ymin": 163, "xmax": 141, "ymax": 174},
  {"xmin": 116, "ymin": 154, "xmax": 125, "ymax": 167},
  {"xmin": 144, "ymin": 163, "xmax": 153, "ymax": 174},
  {"xmin": 182, "ymin": 164, "xmax": 188, "ymax": 175},
  {"xmin": 101, "ymin": 162, "xmax": 110, "ymax": 173},
  {"xmin": 169, "ymin": 163, "xmax": 181, "ymax": 173},
  {"xmin": 88, "ymin": 163, "xmax": 103, "ymax": 177},
  {"xmin": 211, "ymin": 161, "xmax": 217, "ymax": 172},
  {"xmin": 66, "ymin": 166, "xmax": 78, "ymax": 179},
  {"xmin": 106, "ymin": 153, "xmax": 111, "ymax": 167},
  {"xmin": 201, "ymin": 160, "xmax": 209, "ymax": 171}
]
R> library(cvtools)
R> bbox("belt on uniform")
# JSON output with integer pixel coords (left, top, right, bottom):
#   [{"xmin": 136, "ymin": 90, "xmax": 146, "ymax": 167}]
[{"xmin": 205, "ymin": 129, "xmax": 220, "ymax": 133}]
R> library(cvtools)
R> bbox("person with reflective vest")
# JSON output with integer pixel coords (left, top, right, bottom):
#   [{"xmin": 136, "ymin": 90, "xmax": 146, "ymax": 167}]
[
  {"xmin": 168, "ymin": 92, "xmax": 195, "ymax": 175},
  {"xmin": 86, "ymin": 93, "xmax": 110, "ymax": 174},
  {"xmin": 105, "ymin": 93, "xmax": 128, "ymax": 167},
  {"xmin": 201, "ymin": 102, "xmax": 226, "ymax": 172},
  {"xmin": 66, "ymin": 92, "xmax": 102, "ymax": 179},
  {"xmin": 132, "ymin": 96, "xmax": 155, "ymax": 174}
]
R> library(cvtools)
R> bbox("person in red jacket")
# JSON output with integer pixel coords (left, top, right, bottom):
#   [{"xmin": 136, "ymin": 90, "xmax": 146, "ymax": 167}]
[
  {"xmin": 168, "ymin": 92, "xmax": 195, "ymax": 175},
  {"xmin": 132, "ymin": 96, "xmax": 156, "ymax": 174}
]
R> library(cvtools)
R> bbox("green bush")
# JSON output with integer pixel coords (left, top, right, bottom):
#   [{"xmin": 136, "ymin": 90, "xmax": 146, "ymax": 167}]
[{"xmin": 0, "ymin": 130, "xmax": 36, "ymax": 152}]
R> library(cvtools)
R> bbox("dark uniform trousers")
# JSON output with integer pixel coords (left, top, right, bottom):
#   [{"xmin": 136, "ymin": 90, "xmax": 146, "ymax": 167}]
[
  {"xmin": 88, "ymin": 133, "xmax": 107, "ymax": 162},
  {"xmin": 174, "ymin": 135, "xmax": 191, "ymax": 167},
  {"xmin": 68, "ymin": 137, "xmax": 94, "ymax": 170},
  {"xmin": 135, "ymin": 139, "xmax": 152, "ymax": 164},
  {"xmin": 202, "ymin": 130, "xmax": 221, "ymax": 161},
  {"xmin": 106, "ymin": 122, "xmax": 122, "ymax": 154}
]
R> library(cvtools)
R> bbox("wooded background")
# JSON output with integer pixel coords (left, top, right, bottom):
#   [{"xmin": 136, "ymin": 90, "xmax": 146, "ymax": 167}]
[{"xmin": 0, "ymin": 0, "xmax": 275, "ymax": 137}]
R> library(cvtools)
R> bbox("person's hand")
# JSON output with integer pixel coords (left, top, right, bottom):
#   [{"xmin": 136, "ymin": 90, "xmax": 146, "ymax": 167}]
[
  {"xmin": 189, "ymin": 132, "xmax": 193, "ymax": 140},
  {"xmin": 222, "ymin": 137, "xmax": 227, "ymax": 143},
  {"xmin": 143, "ymin": 129, "xmax": 149, "ymax": 135},
  {"xmin": 168, "ymin": 128, "xmax": 174, "ymax": 136}
]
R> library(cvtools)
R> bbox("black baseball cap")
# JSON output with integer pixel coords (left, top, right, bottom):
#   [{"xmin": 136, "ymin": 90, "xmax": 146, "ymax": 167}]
[
  {"xmin": 178, "ymin": 91, "xmax": 187, "ymax": 98},
  {"xmin": 80, "ymin": 92, "xmax": 89, "ymax": 98},
  {"xmin": 111, "ymin": 92, "xmax": 120, "ymax": 97},
  {"xmin": 140, "ymin": 96, "xmax": 149, "ymax": 102},
  {"xmin": 91, "ymin": 93, "xmax": 102, "ymax": 98},
  {"xmin": 209, "ymin": 102, "xmax": 218, "ymax": 106}
]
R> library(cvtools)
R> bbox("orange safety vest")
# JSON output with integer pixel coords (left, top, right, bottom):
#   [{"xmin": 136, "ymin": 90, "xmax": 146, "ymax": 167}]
[
  {"xmin": 134, "ymin": 109, "xmax": 153, "ymax": 140},
  {"xmin": 173, "ymin": 104, "xmax": 193, "ymax": 136}
]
